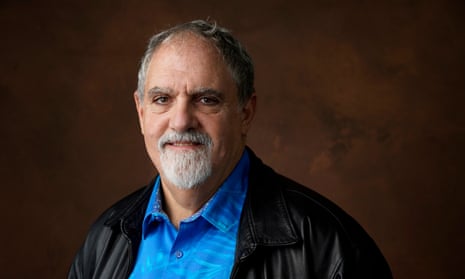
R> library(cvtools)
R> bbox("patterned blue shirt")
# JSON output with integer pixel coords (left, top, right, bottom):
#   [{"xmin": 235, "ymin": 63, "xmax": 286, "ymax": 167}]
[{"xmin": 129, "ymin": 151, "xmax": 250, "ymax": 279}]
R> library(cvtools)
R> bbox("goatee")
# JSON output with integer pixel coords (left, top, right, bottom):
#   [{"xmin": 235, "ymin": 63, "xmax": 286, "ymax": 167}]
[{"xmin": 158, "ymin": 131, "xmax": 213, "ymax": 190}]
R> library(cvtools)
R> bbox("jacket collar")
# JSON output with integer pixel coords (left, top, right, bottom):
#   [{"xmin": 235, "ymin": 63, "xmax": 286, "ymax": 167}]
[
  {"xmin": 104, "ymin": 180, "xmax": 155, "ymax": 261},
  {"xmin": 235, "ymin": 148, "xmax": 299, "ymax": 260}
]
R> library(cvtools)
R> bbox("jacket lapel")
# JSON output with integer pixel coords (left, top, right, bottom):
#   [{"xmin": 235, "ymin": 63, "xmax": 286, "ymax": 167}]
[
  {"xmin": 235, "ymin": 149, "xmax": 299, "ymax": 261},
  {"xmin": 105, "ymin": 180, "xmax": 155, "ymax": 265}
]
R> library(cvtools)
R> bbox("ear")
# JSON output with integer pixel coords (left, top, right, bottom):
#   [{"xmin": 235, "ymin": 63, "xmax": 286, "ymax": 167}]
[
  {"xmin": 134, "ymin": 91, "xmax": 145, "ymax": 135},
  {"xmin": 241, "ymin": 94, "xmax": 257, "ymax": 135}
]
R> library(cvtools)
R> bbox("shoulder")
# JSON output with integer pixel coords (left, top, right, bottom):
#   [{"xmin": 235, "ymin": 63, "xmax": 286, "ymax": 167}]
[
  {"xmin": 252, "ymin": 160, "xmax": 364, "ymax": 243},
  {"xmin": 100, "ymin": 183, "xmax": 153, "ymax": 227},
  {"xmin": 248, "ymin": 150, "xmax": 359, "ymax": 236},
  {"xmin": 276, "ymin": 172, "xmax": 360, "ymax": 238},
  {"xmin": 68, "ymin": 181, "xmax": 154, "ymax": 278},
  {"xmin": 246, "ymin": 149, "xmax": 392, "ymax": 277},
  {"xmin": 77, "ymin": 184, "xmax": 150, "ymax": 237},
  {"xmin": 81, "ymin": 181, "xmax": 153, "ymax": 246}
]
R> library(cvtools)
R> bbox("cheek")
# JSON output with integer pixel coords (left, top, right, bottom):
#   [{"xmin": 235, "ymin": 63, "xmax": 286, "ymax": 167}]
[
  {"xmin": 141, "ymin": 120, "xmax": 166, "ymax": 155},
  {"xmin": 142, "ymin": 114, "xmax": 166, "ymax": 137},
  {"xmin": 208, "ymin": 116, "xmax": 242, "ymax": 150}
]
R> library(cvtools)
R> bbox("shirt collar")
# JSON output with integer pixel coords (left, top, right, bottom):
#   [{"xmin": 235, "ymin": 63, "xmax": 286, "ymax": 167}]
[
  {"xmin": 141, "ymin": 176, "xmax": 164, "ymax": 238},
  {"xmin": 142, "ymin": 150, "xmax": 250, "ymax": 236},
  {"xmin": 201, "ymin": 150, "xmax": 249, "ymax": 232}
]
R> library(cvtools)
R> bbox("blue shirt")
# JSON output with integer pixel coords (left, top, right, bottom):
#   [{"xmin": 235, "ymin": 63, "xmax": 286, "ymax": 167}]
[{"xmin": 129, "ymin": 151, "xmax": 250, "ymax": 279}]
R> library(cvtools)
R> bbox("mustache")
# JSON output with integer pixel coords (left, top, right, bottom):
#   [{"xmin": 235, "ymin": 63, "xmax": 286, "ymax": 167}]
[{"xmin": 158, "ymin": 131, "xmax": 213, "ymax": 150}]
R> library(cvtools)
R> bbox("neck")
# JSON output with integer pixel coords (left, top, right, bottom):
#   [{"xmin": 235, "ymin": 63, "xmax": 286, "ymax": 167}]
[{"xmin": 160, "ymin": 178, "xmax": 219, "ymax": 229}]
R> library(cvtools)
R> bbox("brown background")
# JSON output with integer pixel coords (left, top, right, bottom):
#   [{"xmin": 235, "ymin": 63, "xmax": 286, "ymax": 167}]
[{"xmin": 1, "ymin": 0, "xmax": 464, "ymax": 278}]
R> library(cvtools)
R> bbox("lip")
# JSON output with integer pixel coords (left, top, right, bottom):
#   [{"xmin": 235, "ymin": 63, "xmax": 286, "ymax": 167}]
[
  {"xmin": 168, "ymin": 141, "xmax": 201, "ymax": 146},
  {"xmin": 165, "ymin": 141, "xmax": 203, "ymax": 150}
]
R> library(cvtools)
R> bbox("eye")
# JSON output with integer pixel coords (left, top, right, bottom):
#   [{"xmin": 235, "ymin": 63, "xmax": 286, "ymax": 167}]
[
  {"xmin": 153, "ymin": 95, "xmax": 170, "ymax": 104},
  {"xmin": 198, "ymin": 96, "xmax": 220, "ymax": 106}
]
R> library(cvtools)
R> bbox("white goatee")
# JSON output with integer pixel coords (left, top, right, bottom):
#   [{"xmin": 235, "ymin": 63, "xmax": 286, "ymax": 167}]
[{"xmin": 158, "ymin": 131, "xmax": 213, "ymax": 190}]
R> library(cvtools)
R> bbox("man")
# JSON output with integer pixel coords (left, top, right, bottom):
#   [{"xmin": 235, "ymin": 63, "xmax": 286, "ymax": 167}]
[{"xmin": 69, "ymin": 20, "xmax": 392, "ymax": 278}]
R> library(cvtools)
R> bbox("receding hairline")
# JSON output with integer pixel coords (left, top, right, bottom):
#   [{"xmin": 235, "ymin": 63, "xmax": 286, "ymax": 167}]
[
  {"xmin": 148, "ymin": 31, "xmax": 226, "ymax": 66},
  {"xmin": 142, "ymin": 31, "xmax": 237, "ymax": 96}
]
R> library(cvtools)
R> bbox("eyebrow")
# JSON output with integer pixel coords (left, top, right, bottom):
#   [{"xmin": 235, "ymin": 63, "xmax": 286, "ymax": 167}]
[
  {"xmin": 191, "ymin": 87, "xmax": 224, "ymax": 99},
  {"xmin": 147, "ymin": 86, "xmax": 224, "ymax": 99},
  {"xmin": 146, "ymin": 86, "xmax": 172, "ymax": 98}
]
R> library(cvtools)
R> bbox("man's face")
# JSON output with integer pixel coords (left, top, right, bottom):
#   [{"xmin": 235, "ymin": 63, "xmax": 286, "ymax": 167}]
[{"xmin": 135, "ymin": 33, "xmax": 255, "ymax": 190}]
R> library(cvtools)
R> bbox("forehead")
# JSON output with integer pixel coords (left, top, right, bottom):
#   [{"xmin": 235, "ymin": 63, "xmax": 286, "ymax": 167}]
[
  {"xmin": 145, "ymin": 33, "xmax": 236, "ymax": 92},
  {"xmin": 152, "ymin": 33, "xmax": 222, "ymax": 68}
]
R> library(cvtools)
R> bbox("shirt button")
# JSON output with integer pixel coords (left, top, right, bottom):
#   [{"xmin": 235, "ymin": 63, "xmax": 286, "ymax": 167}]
[{"xmin": 175, "ymin": 250, "xmax": 183, "ymax": 259}]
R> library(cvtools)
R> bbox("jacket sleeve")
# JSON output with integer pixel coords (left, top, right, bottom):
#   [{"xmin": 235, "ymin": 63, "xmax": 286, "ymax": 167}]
[
  {"xmin": 67, "ymin": 211, "xmax": 116, "ymax": 279},
  {"xmin": 331, "ymin": 238, "xmax": 393, "ymax": 279},
  {"xmin": 68, "ymin": 247, "xmax": 84, "ymax": 279},
  {"xmin": 67, "ymin": 219, "xmax": 103, "ymax": 279}
]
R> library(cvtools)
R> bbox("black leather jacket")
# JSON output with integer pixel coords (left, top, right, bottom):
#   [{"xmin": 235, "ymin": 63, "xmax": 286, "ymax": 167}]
[{"xmin": 69, "ymin": 150, "xmax": 392, "ymax": 278}]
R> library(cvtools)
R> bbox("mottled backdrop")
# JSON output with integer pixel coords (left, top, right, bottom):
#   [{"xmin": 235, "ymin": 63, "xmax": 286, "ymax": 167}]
[{"xmin": 1, "ymin": 0, "xmax": 464, "ymax": 278}]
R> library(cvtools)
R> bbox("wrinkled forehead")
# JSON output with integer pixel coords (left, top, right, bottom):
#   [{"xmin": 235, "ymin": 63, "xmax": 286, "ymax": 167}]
[
  {"xmin": 145, "ymin": 32, "xmax": 237, "ymax": 94},
  {"xmin": 149, "ymin": 32, "xmax": 226, "ymax": 71},
  {"xmin": 159, "ymin": 31, "xmax": 220, "ymax": 56}
]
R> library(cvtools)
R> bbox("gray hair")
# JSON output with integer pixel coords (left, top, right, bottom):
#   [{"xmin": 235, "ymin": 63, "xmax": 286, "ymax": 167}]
[{"xmin": 136, "ymin": 20, "xmax": 255, "ymax": 106}]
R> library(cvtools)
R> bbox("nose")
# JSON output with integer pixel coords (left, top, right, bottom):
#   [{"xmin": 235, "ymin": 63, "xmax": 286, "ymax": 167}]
[{"xmin": 169, "ymin": 99, "xmax": 198, "ymax": 132}]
